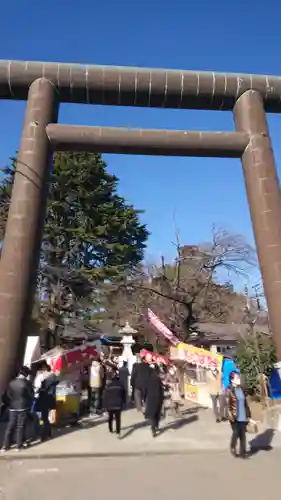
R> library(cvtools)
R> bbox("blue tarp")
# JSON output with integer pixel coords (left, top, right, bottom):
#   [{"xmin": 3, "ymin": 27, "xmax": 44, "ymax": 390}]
[
  {"xmin": 269, "ymin": 369, "xmax": 281, "ymax": 399},
  {"xmin": 222, "ymin": 358, "xmax": 240, "ymax": 390},
  {"xmin": 101, "ymin": 336, "xmax": 121, "ymax": 344}
]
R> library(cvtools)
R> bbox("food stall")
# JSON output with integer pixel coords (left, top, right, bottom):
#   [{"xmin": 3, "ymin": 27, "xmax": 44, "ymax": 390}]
[
  {"xmin": 170, "ymin": 343, "xmax": 223, "ymax": 408},
  {"xmin": 34, "ymin": 340, "xmax": 101, "ymax": 425}
]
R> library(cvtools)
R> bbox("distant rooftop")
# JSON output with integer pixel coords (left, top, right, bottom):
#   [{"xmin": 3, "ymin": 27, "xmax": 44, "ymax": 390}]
[{"xmin": 196, "ymin": 322, "xmax": 269, "ymax": 341}]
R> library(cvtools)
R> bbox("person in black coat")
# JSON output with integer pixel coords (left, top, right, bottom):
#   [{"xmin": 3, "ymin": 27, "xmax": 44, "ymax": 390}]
[
  {"xmin": 118, "ymin": 361, "xmax": 130, "ymax": 407},
  {"xmin": 145, "ymin": 365, "xmax": 164, "ymax": 437},
  {"xmin": 34, "ymin": 364, "xmax": 58, "ymax": 442},
  {"xmin": 131, "ymin": 359, "xmax": 152, "ymax": 412},
  {"xmin": 103, "ymin": 373, "xmax": 126, "ymax": 437},
  {"xmin": 1, "ymin": 366, "xmax": 34, "ymax": 451}
]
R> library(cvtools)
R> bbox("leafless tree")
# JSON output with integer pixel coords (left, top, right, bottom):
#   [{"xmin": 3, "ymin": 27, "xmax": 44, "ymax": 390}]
[{"xmin": 105, "ymin": 225, "xmax": 258, "ymax": 342}]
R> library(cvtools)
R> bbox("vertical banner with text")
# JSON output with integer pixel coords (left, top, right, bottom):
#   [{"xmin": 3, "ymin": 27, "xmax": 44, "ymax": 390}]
[{"xmin": 147, "ymin": 308, "xmax": 180, "ymax": 345}]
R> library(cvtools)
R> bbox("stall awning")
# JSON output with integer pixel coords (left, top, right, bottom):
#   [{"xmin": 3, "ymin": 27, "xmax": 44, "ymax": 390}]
[{"xmin": 34, "ymin": 340, "xmax": 101, "ymax": 375}]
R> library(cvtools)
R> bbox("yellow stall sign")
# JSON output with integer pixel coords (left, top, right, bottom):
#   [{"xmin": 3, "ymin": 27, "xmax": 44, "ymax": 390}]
[{"xmin": 170, "ymin": 343, "xmax": 223, "ymax": 371}]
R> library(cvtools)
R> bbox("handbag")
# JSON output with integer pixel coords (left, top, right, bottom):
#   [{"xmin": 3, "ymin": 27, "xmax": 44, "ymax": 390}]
[{"xmin": 246, "ymin": 420, "xmax": 258, "ymax": 434}]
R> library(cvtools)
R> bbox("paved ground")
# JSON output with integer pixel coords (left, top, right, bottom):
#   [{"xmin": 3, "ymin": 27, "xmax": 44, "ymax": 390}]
[
  {"xmin": 0, "ymin": 405, "xmax": 279, "ymax": 458},
  {"xmin": 0, "ymin": 451, "xmax": 279, "ymax": 500}
]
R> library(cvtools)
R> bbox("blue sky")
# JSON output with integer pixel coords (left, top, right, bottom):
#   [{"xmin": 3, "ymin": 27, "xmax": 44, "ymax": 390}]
[{"xmin": 1, "ymin": 0, "xmax": 281, "ymax": 289}]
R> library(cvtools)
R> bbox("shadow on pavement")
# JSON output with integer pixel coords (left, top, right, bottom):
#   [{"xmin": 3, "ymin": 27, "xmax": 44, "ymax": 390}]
[
  {"xmin": 249, "ymin": 428, "xmax": 275, "ymax": 455},
  {"xmin": 120, "ymin": 419, "xmax": 149, "ymax": 439},
  {"xmin": 119, "ymin": 409, "xmax": 200, "ymax": 439},
  {"xmin": 0, "ymin": 413, "xmax": 108, "ymax": 450},
  {"xmin": 160, "ymin": 414, "xmax": 198, "ymax": 434},
  {"xmin": 181, "ymin": 407, "xmax": 199, "ymax": 416}
]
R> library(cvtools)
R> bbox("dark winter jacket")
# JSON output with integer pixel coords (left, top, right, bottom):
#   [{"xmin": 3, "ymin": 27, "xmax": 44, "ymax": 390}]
[
  {"xmin": 131, "ymin": 362, "xmax": 152, "ymax": 394},
  {"xmin": 119, "ymin": 366, "xmax": 130, "ymax": 391},
  {"xmin": 103, "ymin": 378, "xmax": 126, "ymax": 411},
  {"xmin": 35, "ymin": 373, "xmax": 58, "ymax": 412},
  {"xmin": 7, "ymin": 376, "xmax": 34, "ymax": 411},
  {"xmin": 145, "ymin": 370, "xmax": 164, "ymax": 419}
]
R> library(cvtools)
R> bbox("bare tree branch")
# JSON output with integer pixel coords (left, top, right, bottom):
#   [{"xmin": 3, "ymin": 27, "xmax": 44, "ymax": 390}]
[{"xmin": 100, "ymin": 225, "xmax": 259, "ymax": 344}]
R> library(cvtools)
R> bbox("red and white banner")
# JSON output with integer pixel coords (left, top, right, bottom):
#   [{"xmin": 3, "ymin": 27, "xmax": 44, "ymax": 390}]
[
  {"xmin": 140, "ymin": 349, "xmax": 170, "ymax": 366},
  {"xmin": 36, "ymin": 341, "xmax": 101, "ymax": 376},
  {"xmin": 147, "ymin": 308, "xmax": 180, "ymax": 345}
]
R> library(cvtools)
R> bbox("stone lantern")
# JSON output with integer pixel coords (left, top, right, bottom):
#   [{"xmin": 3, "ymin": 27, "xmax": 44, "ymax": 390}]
[{"xmin": 119, "ymin": 321, "xmax": 137, "ymax": 375}]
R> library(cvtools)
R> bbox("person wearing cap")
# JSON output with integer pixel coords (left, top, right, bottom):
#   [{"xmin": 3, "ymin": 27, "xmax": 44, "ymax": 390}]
[{"xmin": 1, "ymin": 366, "xmax": 34, "ymax": 452}]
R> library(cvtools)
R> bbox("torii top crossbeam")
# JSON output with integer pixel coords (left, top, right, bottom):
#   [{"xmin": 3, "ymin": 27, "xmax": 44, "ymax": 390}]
[{"xmin": 0, "ymin": 59, "xmax": 281, "ymax": 111}]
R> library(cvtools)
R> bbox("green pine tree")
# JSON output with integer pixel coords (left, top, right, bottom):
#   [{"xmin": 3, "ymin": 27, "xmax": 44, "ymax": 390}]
[{"xmin": 0, "ymin": 152, "xmax": 149, "ymax": 347}]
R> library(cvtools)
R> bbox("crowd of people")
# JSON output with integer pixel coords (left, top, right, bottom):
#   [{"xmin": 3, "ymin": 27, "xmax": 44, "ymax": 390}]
[
  {"xmin": 0, "ymin": 351, "xmax": 256, "ymax": 458},
  {"xmin": 89, "ymin": 354, "xmax": 180, "ymax": 438},
  {"xmin": 0, "ymin": 353, "xmax": 182, "ymax": 450},
  {"xmin": 92, "ymin": 355, "xmax": 257, "ymax": 456}
]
